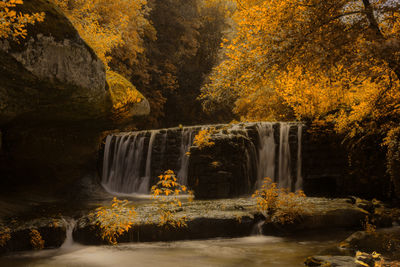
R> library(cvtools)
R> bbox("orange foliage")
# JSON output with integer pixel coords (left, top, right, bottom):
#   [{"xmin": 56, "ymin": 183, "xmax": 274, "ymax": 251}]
[
  {"xmin": 252, "ymin": 177, "xmax": 306, "ymax": 224},
  {"xmin": 52, "ymin": 0, "xmax": 153, "ymax": 67},
  {"xmin": 92, "ymin": 197, "xmax": 136, "ymax": 245},
  {"xmin": 200, "ymin": 0, "xmax": 400, "ymax": 154},
  {"xmin": 151, "ymin": 170, "xmax": 194, "ymax": 228},
  {"xmin": 0, "ymin": 0, "xmax": 45, "ymax": 40},
  {"xmin": 193, "ymin": 128, "xmax": 215, "ymax": 149}
]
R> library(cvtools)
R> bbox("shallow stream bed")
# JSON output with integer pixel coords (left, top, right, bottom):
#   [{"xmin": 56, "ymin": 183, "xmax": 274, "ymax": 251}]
[{"xmin": 0, "ymin": 230, "xmax": 350, "ymax": 267}]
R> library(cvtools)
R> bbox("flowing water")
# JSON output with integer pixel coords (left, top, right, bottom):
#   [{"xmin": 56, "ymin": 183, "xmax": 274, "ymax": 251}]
[
  {"xmin": 0, "ymin": 231, "xmax": 348, "ymax": 267},
  {"xmin": 101, "ymin": 122, "xmax": 303, "ymax": 195}
]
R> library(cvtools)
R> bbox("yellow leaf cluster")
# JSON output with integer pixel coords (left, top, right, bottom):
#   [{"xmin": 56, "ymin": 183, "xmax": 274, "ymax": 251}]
[
  {"xmin": 0, "ymin": 0, "xmax": 45, "ymax": 40},
  {"xmin": 193, "ymin": 128, "xmax": 216, "ymax": 149},
  {"xmin": 92, "ymin": 197, "xmax": 136, "ymax": 245},
  {"xmin": 151, "ymin": 170, "xmax": 194, "ymax": 228}
]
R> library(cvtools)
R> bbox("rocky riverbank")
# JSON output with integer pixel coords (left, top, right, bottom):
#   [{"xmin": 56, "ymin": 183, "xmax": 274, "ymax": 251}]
[{"xmin": 1, "ymin": 196, "xmax": 396, "ymax": 255}]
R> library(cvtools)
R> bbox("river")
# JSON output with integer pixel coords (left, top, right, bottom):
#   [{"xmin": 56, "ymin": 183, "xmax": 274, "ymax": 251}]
[{"xmin": 0, "ymin": 230, "xmax": 349, "ymax": 267}]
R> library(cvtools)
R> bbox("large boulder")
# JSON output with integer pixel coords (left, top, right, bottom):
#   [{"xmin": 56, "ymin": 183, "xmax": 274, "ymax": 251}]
[{"xmin": 0, "ymin": 0, "xmax": 149, "ymax": 195}]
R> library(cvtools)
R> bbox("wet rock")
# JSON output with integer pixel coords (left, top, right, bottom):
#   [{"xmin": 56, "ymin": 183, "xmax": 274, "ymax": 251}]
[
  {"xmin": 0, "ymin": 218, "xmax": 67, "ymax": 254},
  {"xmin": 188, "ymin": 133, "xmax": 258, "ymax": 199},
  {"xmin": 73, "ymin": 197, "xmax": 375, "ymax": 245},
  {"xmin": 305, "ymin": 255, "xmax": 356, "ymax": 267},
  {"xmin": 339, "ymin": 227, "xmax": 400, "ymax": 256}
]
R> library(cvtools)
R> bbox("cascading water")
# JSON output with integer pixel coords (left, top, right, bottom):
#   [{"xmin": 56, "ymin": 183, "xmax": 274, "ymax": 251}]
[
  {"xmin": 295, "ymin": 124, "xmax": 303, "ymax": 190},
  {"xmin": 101, "ymin": 122, "xmax": 303, "ymax": 195},
  {"xmin": 177, "ymin": 128, "xmax": 196, "ymax": 185},
  {"xmin": 60, "ymin": 218, "xmax": 76, "ymax": 249},
  {"xmin": 278, "ymin": 123, "xmax": 292, "ymax": 189},
  {"xmin": 255, "ymin": 122, "xmax": 276, "ymax": 186},
  {"xmin": 102, "ymin": 132, "xmax": 148, "ymax": 194}
]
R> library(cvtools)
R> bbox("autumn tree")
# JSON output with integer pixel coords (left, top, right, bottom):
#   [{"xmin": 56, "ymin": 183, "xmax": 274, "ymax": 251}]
[
  {"xmin": 52, "ymin": 0, "xmax": 154, "ymax": 67},
  {"xmin": 200, "ymin": 0, "xmax": 400, "ymax": 196}
]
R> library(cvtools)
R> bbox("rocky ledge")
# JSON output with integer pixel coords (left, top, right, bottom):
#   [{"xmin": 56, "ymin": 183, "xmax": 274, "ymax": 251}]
[
  {"xmin": 0, "ymin": 197, "xmax": 396, "ymax": 255},
  {"xmin": 0, "ymin": 217, "xmax": 68, "ymax": 254},
  {"xmin": 74, "ymin": 197, "xmax": 379, "ymax": 245}
]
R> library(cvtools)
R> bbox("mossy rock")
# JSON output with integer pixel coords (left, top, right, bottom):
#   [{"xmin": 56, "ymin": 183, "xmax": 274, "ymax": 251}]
[{"xmin": 106, "ymin": 71, "xmax": 150, "ymax": 120}]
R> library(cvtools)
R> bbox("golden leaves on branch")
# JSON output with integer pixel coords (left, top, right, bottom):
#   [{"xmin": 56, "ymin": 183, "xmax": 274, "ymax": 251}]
[
  {"xmin": 151, "ymin": 170, "xmax": 194, "ymax": 228},
  {"xmin": 0, "ymin": 0, "xmax": 45, "ymax": 40},
  {"xmin": 91, "ymin": 197, "xmax": 136, "ymax": 245}
]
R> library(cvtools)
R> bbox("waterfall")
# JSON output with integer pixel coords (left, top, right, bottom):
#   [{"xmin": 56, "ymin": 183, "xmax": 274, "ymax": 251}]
[
  {"xmin": 177, "ymin": 128, "xmax": 196, "ymax": 185},
  {"xmin": 101, "ymin": 122, "xmax": 303, "ymax": 195},
  {"xmin": 255, "ymin": 122, "xmax": 276, "ymax": 186},
  {"xmin": 295, "ymin": 124, "xmax": 303, "ymax": 190},
  {"xmin": 61, "ymin": 218, "xmax": 76, "ymax": 249},
  {"xmin": 102, "ymin": 132, "xmax": 148, "ymax": 194},
  {"xmin": 278, "ymin": 123, "xmax": 291, "ymax": 189},
  {"xmin": 102, "ymin": 127, "xmax": 198, "ymax": 195}
]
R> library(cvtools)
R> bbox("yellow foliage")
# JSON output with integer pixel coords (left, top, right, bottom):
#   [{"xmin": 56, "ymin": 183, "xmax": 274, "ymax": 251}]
[
  {"xmin": 29, "ymin": 229, "xmax": 44, "ymax": 250},
  {"xmin": 252, "ymin": 177, "xmax": 306, "ymax": 224},
  {"xmin": 200, "ymin": 0, "xmax": 400, "ymax": 146},
  {"xmin": 91, "ymin": 197, "xmax": 136, "ymax": 245},
  {"xmin": 151, "ymin": 170, "xmax": 194, "ymax": 228},
  {"xmin": 193, "ymin": 128, "xmax": 215, "ymax": 149},
  {"xmin": 0, "ymin": 0, "xmax": 45, "ymax": 40},
  {"xmin": 52, "ymin": 0, "xmax": 153, "ymax": 67},
  {"xmin": 0, "ymin": 227, "xmax": 11, "ymax": 247}
]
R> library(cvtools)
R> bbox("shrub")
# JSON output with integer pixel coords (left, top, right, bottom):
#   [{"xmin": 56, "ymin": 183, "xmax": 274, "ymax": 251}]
[
  {"xmin": 91, "ymin": 197, "xmax": 136, "ymax": 245},
  {"xmin": 151, "ymin": 170, "xmax": 194, "ymax": 228},
  {"xmin": 252, "ymin": 177, "xmax": 306, "ymax": 224}
]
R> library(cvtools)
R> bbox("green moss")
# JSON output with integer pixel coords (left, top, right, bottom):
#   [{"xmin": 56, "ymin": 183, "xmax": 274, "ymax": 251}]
[{"xmin": 106, "ymin": 71, "xmax": 144, "ymax": 111}]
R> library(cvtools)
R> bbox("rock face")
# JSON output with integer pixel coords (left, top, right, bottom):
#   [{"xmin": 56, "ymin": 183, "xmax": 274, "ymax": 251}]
[
  {"xmin": 340, "ymin": 227, "xmax": 400, "ymax": 256},
  {"xmin": 0, "ymin": 0, "xmax": 149, "ymax": 195},
  {"xmin": 0, "ymin": 0, "xmax": 109, "ymax": 124}
]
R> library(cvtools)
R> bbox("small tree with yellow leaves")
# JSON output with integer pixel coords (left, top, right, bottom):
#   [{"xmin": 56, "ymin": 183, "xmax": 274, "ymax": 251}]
[
  {"xmin": 252, "ymin": 177, "xmax": 306, "ymax": 224},
  {"xmin": 0, "ymin": 0, "xmax": 45, "ymax": 40},
  {"xmin": 92, "ymin": 197, "xmax": 136, "ymax": 245},
  {"xmin": 151, "ymin": 170, "xmax": 193, "ymax": 228}
]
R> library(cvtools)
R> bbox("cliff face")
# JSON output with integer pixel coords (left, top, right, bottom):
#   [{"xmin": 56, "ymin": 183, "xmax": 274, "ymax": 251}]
[{"xmin": 0, "ymin": 0, "xmax": 149, "ymax": 196}]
